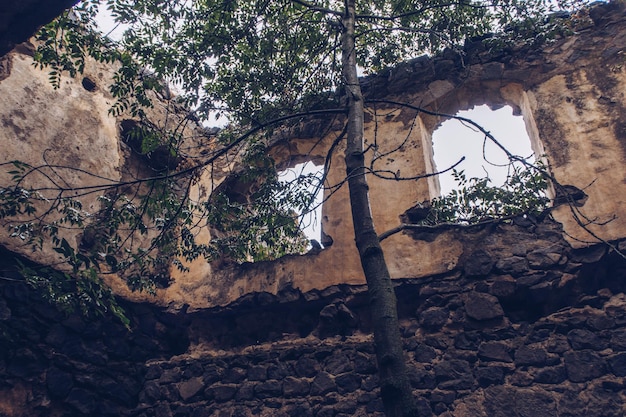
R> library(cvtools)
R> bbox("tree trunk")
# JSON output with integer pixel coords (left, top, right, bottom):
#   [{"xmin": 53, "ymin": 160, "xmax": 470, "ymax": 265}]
[{"xmin": 341, "ymin": 1, "xmax": 419, "ymax": 416}]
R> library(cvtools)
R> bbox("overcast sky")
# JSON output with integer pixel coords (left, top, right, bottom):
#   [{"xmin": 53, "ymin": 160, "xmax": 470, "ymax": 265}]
[{"xmin": 433, "ymin": 105, "xmax": 532, "ymax": 195}]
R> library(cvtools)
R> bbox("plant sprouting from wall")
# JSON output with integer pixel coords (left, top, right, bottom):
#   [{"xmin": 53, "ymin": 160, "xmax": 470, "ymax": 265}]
[{"xmin": 422, "ymin": 163, "xmax": 550, "ymax": 225}]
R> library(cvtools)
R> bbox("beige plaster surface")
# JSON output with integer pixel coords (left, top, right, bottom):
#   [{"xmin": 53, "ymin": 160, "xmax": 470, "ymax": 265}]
[
  {"xmin": 0, "ymin": 51, "xmax": 122, "ymax": 268},
  {"xmin": 1, "ymin": 8, "xmax": 626, "ymax": 309}
]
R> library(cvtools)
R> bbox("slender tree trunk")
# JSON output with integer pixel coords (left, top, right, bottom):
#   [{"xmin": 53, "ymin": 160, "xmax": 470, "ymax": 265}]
[{"xmin": 341, "ymin": 1, "xmax": 419, "ymax": 416}]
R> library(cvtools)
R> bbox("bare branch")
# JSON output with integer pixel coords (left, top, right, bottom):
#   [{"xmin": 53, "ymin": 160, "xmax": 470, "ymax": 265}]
[{"xmin": 290, "ymin": 0, "xmax": 343, "ymax": 17}]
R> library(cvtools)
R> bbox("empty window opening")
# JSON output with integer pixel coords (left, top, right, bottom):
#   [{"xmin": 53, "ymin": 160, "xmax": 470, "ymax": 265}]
[
  {"xmin": 278, "ymin": 161, "xmax": 325, "ymax": 250},
  {"xmin": 208, "ymin": 159, "xmax": 326, "ymax": 263},
  {"xmin": 432, "ymin": 105, "xmax": 535, "ymax": 196}
]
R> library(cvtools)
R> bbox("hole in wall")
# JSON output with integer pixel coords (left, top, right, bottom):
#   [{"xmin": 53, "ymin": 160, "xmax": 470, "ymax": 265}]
[
  {"xmin": 432, "ymin": 105, "xmax": 535, "ymax": 196},
  {"xmin": 208, "ymin": 158, "xmax": 326, "ymax": 263},
  {"xmin": 81, "ymin": 77, "xmax": 97, "ymax": 92},
  {"xmin": 120, "ymin": 119, "xmax": 181, "ymax": 171},
  {"xmin": 278, "ymin": 160, "xmax": 325, "ymax": 250}
]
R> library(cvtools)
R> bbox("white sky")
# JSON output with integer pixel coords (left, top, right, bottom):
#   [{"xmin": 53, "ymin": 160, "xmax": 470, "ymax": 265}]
[
  {"xmin": 278, "ymin": 162, "xmax": 325, "ymax": 243},
  {"xmin": 432, "ymin": 105, "xmax": 532, "ymax": 195},
  {"xmin": 95, "ymin": 8, "xmax": 125, "ymax": 40}
]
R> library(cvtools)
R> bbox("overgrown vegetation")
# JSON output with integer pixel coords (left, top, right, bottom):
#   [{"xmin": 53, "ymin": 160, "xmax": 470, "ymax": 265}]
[{"xmin": 423, "ymin": 164, "xmax": 550, "ymax": 225}]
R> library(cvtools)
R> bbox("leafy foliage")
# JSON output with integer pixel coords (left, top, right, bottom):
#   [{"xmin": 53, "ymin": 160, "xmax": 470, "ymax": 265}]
[
  {"xmin": 0, "ymin": 132, "xmax": 316, "ymax": 320},
  {"xmin": 33, "ymin": 1, "xmax": 119, "ymax": 88},
  {"xmin": 19, "ymin": 242, "xmax": 129, "ymax": 328},
  {"xmin": 31, "ymin": 0, "xmax": 587, "ymax": 123},
  {"xmin": 205, "ymin": 141, "xmax": 312, "ymax": 262},
  {"xmin": 422, "ymin": 163, "xmax": 550, "ymax": 225}
]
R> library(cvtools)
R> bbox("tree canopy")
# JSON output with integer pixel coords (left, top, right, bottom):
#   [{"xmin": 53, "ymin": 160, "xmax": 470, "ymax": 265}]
[{"xmin": 35, "ymin": 0, "xmax": 581, "ymax": 121}]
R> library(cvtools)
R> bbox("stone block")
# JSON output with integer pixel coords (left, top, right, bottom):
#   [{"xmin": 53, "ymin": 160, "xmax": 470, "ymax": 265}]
[
  {"xmin": 420, "ymin": 307, "xmax": 450, "ymax": 330},
  {"xmin": 564, "ymin": 350, "xmax": 607, "ymax": 382},
  {"xmin": 254, "ymin": 380, "xmax": 283, "ymax": 399},
  {"xmin": 310, "ymin": 372, "xmax": 336, "ymax": 395},
  {"xmin": 607, "ymin": 353, "xmax": 626, "ymax": 377},
  {"xmin": 353, "ymin": 352, "xmax": 377, "ymax": 374},
  {"xmin": 534, "ymin": 366, "xmax": 567, "ymax": 384},
  {"xmin": 222, "ymin": 367, "xmax": 247, "ymax": 384},
  {"xmin": 567, "ymin": 328, "xmax": 607, "ymax": 350},
  {"xmin": 610, "ymin": 329, "xmax": 626, "ymax": 351},
  {"xmin": 414, "ymin": 343, "xmax": 438, "ymax": 363},
  {"xmin": 527, "ymin": 247, "xmax": 565, "ymax": 268},
  {"xmin": 475, "ymin": 366, "xmax": 505, "ymax": 387},
  {"xmin": 178, "ymin": 377, "xmax": 205, "ymax": 401},
  {"xmin": 294, "ymin": 357, "xmax": 319, "ymax": 377},
  {"xmin": 478, "ymin": 342, "xmax": 512, "ymax": 362},
  {"xmin": 496, "ymin": 256, "xmax": 529, "ymax": 275},
  {"xmin": 282, "ymin": 376, "xmax": 310, "ymax": 397},
  {"xmin": 465, "ymin": 292, "xmax": 504, "ymax": 321},
  {"xmin": 209, "ymin": 384, "xmax": 238, "ymax": 402},
  {"xmin": 515, "ymin": 346, "xmax": 548, "ymax": 366},
  {"xmin": 247, "ymin": 365, "xmax": 268, "ymax": 381},
  {"xmin": 324, "ymin": 352, "xmax": 352, "ymax": 375},
  {"xmin": 464, "ymin": 250, "xmax": 494, "ymax": 277},
  {"xmin": 335, "ymin": 373, "xmax": 361, "ymax": 393}
]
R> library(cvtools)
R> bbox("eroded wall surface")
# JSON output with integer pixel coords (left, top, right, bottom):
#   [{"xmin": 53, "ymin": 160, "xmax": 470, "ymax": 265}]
[
  {"xmin": 0, "ymin": 44, "xmax": 226, "ymax": 306},
  {"xmin": 0, "ymin": 4, "xmax": 625, "ymax": 312},
  {"xmin": 1, "ymin": 3, "xmax": 626, "ymax": 417},
  {"xmin": 2, "ymin": 216, "xmax": 626, "ymax": 416}
]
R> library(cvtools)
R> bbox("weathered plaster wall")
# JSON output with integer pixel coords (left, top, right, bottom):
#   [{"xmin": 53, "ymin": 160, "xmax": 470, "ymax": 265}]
[
  {"xmin": 188, "ymin": 1, "xmax": 626, "ymax": 309},
  {"xmin": 360, "ymin": 1, "xmax": 626, "ymax": 249},
  {"xmin": 2, "ymin": 4, "xmax": 626, "ymax": 417},
  {"xmin": 0, "ymin": 46, "xmax": 123, "ymax": 269},
  {"xmin": 0, "ymin": 3, "xmax": 625, "ymax": 313},
  {"xmin": 0, "ymin": 44, "xmax": 225, "ymax": 306}
]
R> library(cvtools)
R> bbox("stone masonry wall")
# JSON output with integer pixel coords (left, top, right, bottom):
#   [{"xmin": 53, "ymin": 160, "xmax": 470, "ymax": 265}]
[
  {"xmin": 187, "ymin": 1, "xmax": 626, "ymax": 309},
  {"xmin": 3, "ymin": 216, "xmax": 626, "ymax": 416}
]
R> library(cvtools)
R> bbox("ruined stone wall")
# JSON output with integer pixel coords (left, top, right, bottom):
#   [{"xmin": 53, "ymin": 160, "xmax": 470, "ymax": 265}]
[
  {"xmin": 2, "ymin": 217, "xmax": 626, "ymax": 416},
  {"xmin": 0, "ymin": 42, "xmax": 228, "ymax": 306},
  {"xmin": 194, "ymin": 0, "xmax": 626, "ymax": 309},
  {"xmin": 2, "ymin": 4, "xmax": 626, "ymax": 417}
]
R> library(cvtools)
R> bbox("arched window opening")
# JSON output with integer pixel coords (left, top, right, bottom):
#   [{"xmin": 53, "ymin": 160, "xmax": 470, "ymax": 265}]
[
  {"xmin": 432, "ymin": 105, "xmax": 535, "ymax": 195},
  {"xmin": 278, "ymin": 160, "xmax": 325, "ymax": 251},
  {"xmin": 429, "ymin": 104, "xmax": 550, "ymax": 224}
]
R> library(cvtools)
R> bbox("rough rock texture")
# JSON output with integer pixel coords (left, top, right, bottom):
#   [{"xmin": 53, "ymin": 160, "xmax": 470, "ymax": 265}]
[
  {"xmin": 0, "ymin": 0, "xmax": 79, "ymax": 56},
  {"xmin": 0, "ymin": 42, "xmax": 226, "ymax": 308},
  {"xmin": 2, "ymin": 3, "xmax": 626, "ymax": 416},
  {"xmin": 2, "ymin": 217, "xmax": 626, "ymax": 416},
  {"xmin": 182, "ymin": 0, "xmax": 626, "ymax": 308}
]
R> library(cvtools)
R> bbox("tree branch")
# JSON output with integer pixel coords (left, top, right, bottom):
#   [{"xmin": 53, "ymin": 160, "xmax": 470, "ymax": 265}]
[{"xmin": 291, "ymin": 0, "xmax": 343, "ymax": 16}]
